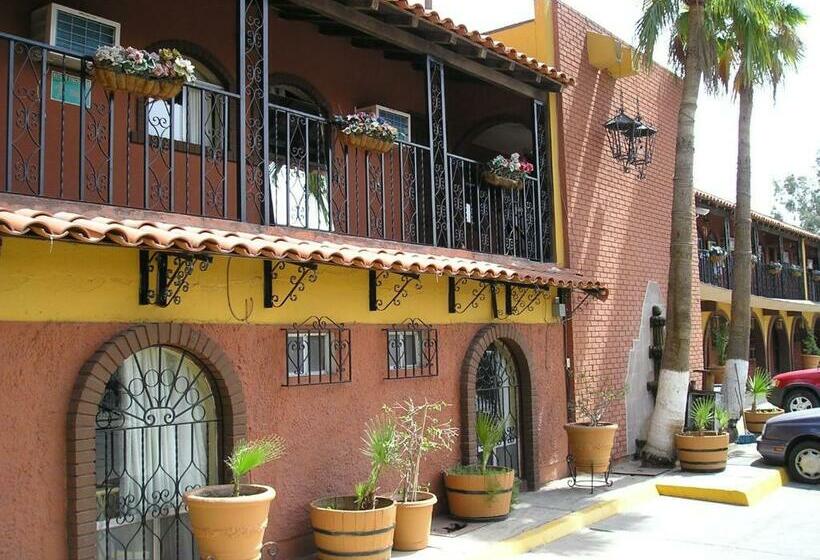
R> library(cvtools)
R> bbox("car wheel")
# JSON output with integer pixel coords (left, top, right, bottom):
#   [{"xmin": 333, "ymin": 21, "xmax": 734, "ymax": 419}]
[
  {"xmin": 788, "ymin": 441, "xmax": 820, "ymax": 484},
  {"xmin": 784, "ymin": 389, "xmax": 819, "ymax": 412}
]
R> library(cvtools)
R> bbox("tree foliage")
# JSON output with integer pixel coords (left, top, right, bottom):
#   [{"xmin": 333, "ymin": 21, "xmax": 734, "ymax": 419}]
[{"xmin": 772, "ymin": 152, "xmax": 820, "ymax": 235}]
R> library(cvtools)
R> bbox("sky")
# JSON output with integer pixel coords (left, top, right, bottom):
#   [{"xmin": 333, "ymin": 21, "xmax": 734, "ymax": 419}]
[{"xmin": 430, "ymin": 0, "xmax": 819, "ymax": 219}]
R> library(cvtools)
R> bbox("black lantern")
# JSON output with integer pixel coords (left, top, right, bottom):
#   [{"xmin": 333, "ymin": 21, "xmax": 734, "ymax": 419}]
[
  {"xmin": 629, "ymin": 116, "xmax": 657, "ymax": 179},
  {"xmin": 604, "ymin": 108, "xmax": 637, "ymax": 171}
]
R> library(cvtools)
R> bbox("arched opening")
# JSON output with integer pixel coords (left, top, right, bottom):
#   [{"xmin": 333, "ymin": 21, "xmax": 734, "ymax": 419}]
[
  {"xmin": 68, "ymin": 325, "xmax": 245, "ymax": 560},
  {"xmin": 749, "ymin": 315, "xmax": 766, "ymax": 374},
  {"xmin": 95, "ymin": 345, "xmax": 220, "ymax": 559},
  {"xmin": 703, "ymin": 312, "xmax": 729, "ymax": 370},
  {"xmin": 791, "ymin": 317, "xmax": 807, "ymax": 371},
  {"xmin": 461, "ymin": 325, "xmax": 538, "ymax": 489},
  {"xmin": 769, "ymin": 317, "xmax": 791, "ymax": 374},
  {"xmin": 456, "ymin": 115, "xmax": 534, "ymax": 163}
]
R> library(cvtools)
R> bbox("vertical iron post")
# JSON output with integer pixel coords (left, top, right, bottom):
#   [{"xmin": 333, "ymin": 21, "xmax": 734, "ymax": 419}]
[
  {"xmin": 425, "ymin": 56, "xmax": 450, "ymax": 248},
  {"xmin": 532, "ymin": 98, "xmax": 554, "ymax": 263}
]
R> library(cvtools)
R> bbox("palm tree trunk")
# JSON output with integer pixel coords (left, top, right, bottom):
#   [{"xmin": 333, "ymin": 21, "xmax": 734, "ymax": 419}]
[
  {"xmin": 642, "ymin": 1, "xmax": 704, "ymax": 465},
  {"xmin": 725, "ymin": 83, "xmax": 754, "ymax": 425}
]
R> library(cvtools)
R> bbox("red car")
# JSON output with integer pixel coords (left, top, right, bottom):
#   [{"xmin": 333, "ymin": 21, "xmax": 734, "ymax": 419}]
[{"xmin": 771, "ymin": 368, "xmax": 820, "ymax": 412}]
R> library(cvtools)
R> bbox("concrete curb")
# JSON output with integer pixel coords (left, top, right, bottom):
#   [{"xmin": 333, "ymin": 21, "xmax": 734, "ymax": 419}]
[
  {"xmin": 464, "ymin": 467, "xmax": 788, "ymax": 559},
  {"xmin": 465, "ymin": 481, "xmax": 660, "ymax": 560}
]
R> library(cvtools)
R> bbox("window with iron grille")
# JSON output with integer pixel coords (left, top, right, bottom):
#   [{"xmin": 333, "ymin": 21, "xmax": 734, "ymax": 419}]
[
  {"xmin": 384, "ymin": 319, "xmax": 438, "ymax": 379},
  {"xmin": 284, "ymin": 316, "xmax": 351, "ymax": 386}
]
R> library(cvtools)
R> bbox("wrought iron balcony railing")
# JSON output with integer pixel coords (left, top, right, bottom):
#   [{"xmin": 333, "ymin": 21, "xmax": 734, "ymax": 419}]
[
  {"xmin": 699, "ymin": 249, "xmax": 811, "ymax": 301},
  {"xmin": 0, "ymin": 32, "xmax": 552, "ymax": 264}
]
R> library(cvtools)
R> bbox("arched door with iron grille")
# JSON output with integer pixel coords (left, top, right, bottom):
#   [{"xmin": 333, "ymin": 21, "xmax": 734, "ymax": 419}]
[
  {"xmin": 475, "ymin": 341, "xmax": 521, "ymax": 475},
  {"xmin": 95, "ymin": 345, "xmax": 221, "ymax": 560}
]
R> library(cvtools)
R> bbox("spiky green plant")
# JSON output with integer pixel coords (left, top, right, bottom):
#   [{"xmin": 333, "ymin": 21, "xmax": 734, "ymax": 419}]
[
  {"xmin": 691, "ymin": 398, "xmax": 715, "ymax": 433},
  {"xmin": 711, "ymin": 318, "xmax": 729, "ymax": 366},
  {"xmin": 476, "ymin": 413, "xmax": 505, "ymax": 474},
  {"xmin": 747, "ymin": 368, "xmax": 774, "ymax": 412},
  {"xmin": 714, "ymin": 405, "xmax": 730, "ymax": 434},
  {"xmin": 354, "ymin": 418, "xmax": 397, "ymax": 510},
  {"xmin": 225, "ymin": 436, "xmax": 286, "ymax": 497}
]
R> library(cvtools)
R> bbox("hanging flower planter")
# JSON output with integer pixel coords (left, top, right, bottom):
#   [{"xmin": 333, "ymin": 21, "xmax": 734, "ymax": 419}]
[
  {"xmin": 708, "ymin": 246, "xmax": 727, "ymax": 265},
  {"xmin": 333, "ymin": 112, "xmax": 398, "ymax": 154},
  {"xmin": 813, "ymin": 270, "xmax": 820, "ymax": 283},
  {"xmin": 91, "ymin": 46, "xmax": 196, "ymax": 100},
  {"xmin": 787, "ymin": 264, "xmax": 804, "ymax": 278},
  {"xmin": 766, "ymin": 262, "xmax": 783, "ymax": 276},
  {"xmin": 483, "ymin": 153, "xmax": 533, "ymax": 191}
]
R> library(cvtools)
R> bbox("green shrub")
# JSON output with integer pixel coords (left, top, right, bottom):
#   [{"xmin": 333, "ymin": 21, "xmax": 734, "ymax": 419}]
[{"xmin": 226, "ymin": 437, "xmax": 286, "ymax": 497}]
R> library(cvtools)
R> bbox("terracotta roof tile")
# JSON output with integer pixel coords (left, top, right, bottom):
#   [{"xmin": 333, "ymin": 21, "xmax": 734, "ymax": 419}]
[
  {"xmin": 382, "ymin": 0, "xmax": 575, "ymax": 87},
  {"xmin": 0, "ymin": 206, "xmax": 605, "ymax": 295}
]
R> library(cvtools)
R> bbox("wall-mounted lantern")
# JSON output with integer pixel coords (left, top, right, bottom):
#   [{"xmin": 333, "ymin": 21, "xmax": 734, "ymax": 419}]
[{"xmin": 603, "ymin": 97, "xmax": 657, "ymax": 180}]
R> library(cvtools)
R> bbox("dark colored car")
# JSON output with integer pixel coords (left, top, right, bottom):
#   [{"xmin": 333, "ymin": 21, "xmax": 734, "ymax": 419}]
[
  {"xmin": 770, "ymin": 368, "xmax": 820, "ymax": 412},
  {"xmin": 757, "ymin": 408, "xmax": 820, "ymax": 484}
]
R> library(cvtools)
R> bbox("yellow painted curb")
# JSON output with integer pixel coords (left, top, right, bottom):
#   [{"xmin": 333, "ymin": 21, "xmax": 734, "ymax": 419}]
[
  {"xmin": 466, "ymin": 482, "xmax": 660, "ymax": 560},
  {"xmin": 655, "ymin": 467, "xmax": 787, "ymax": 507}
]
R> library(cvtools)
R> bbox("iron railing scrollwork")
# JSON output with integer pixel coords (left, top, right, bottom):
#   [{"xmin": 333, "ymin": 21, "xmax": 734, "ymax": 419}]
[
  {"xmin": 383, "ymin": 318, "xmax": 439, "ymax": 379},
  {"xmin": 263, "ymin": 260, "xmax": 318, "ymax": 308},
  {"xmin": 283, "ymin": 315, "xmax": 351, "ymax": 386},
  {"xmin": 139, "ymin": 250, "xmax": 213, "ymax": 307}
]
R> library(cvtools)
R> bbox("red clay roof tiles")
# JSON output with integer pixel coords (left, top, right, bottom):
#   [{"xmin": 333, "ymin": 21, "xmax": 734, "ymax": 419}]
[{"xmin": 0, "ymin": 206, "xmax": 605, "ymax": 294}]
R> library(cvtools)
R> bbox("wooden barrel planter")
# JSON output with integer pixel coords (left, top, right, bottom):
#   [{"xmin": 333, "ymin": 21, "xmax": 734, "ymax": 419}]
[
  {"xmin": 564, "ymin": 422, "xmax": 617, "ymax": 473},
  {"xmin": 743, "ymin": 408, "xmax": 784, "ymax": 434},
  {"xmin": 444, "ymin": 467, "xmax": 514, "ymax": 521},
  {"xmin": 309, "ymin": 496, "xmax": 396, "ymax": 560},
  {"xmin": 338, "ymin": 133, "xmax": 394, "ymax": 154},
  {"xmin": 92, "ymin": 67, "xmax": 184, "ymax": 100},
  {"xmin": 675, "ymin": 432, "xmax": 729, "ymax": 473}
]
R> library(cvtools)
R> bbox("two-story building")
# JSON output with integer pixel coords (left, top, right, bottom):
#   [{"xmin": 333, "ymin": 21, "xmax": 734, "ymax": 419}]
[
  {"xmin": 696, "ymin": 191, "xmax": 820, "ymax": 377},
  {"xmin": 0, "ymin": 1, "xmax": 687, "ymax": 558}
]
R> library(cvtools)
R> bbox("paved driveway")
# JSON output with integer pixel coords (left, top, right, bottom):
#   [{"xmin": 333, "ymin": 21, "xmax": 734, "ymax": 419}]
[{"xmin": 519, "ymin": 483, "xmax": 820, "ymax": 559}]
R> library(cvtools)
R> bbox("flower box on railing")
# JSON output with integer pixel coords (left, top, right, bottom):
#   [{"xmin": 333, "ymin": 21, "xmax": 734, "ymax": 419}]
[
  {"xmin": 787, "ymin": 264, "xmax": 804, "ymax": 278},
  {"xmin": 91, "ymin": 46, "xmax": 196, "ymax": 100},
  {"xmin": 483, "ymin": 153, "xmax": 533, "ymax": 191},
  {"xmin": 333, "ymin": 112, "xmax": 397, "ymax": 154},
  {"xmin": 708, "ymin": 246, "xmax": 727, "ymax": 265},
  {"xmin": 766, "ymin": 262, "xmax": 783, "ymax": 276},
  {"xmin": 812, "ymin": 270, "xmax": 820, "ymax": 283}
]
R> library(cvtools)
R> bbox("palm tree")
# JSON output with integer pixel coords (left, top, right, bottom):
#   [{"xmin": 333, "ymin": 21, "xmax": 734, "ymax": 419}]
[
  {"xmin": 715, "ymin": 0, "xmax": 805, "ymax": 423},
  {"xmin": 636, "ymin": 0, "xmax": 712, "ymax": 465}
]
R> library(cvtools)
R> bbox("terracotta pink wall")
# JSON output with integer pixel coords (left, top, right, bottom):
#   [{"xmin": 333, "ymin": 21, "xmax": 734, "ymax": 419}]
[{"xmin": 0, "ymin": 320, "xmax": 566, "ymax": 558}]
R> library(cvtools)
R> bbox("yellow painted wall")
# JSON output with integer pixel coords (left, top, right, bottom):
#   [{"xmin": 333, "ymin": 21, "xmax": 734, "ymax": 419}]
[
  {"xmin": 0, "ymin": 237, "xmax": 559, "ymax": 325},
  {"xmin": 490, "ymin": 1, "xmax": 566, "ymax": 266}
]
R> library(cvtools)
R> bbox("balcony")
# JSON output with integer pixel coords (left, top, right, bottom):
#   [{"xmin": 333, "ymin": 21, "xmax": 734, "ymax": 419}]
[
  {"xmin": 0, "ymin": 21, "xmax": 556, "ymax": 265},
  {"xmin": 698, "ymin": 250, "xmax": 810, "ymax": 301}
]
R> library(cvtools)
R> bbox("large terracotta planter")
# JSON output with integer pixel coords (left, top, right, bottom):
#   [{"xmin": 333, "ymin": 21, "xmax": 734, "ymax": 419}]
[
  {"xmin": 310, "ymin": 496, "xmax": 396, "ymax": 560},
  {"xmin": 565, "ymin": 422, "xmax": 618, "ymax": 473},
  {"xmin": 444, "ymin": 467, "xmax": 514, "ymax": 521},
  {"xmin": 801, "ymin": 354, "xmax": 820, "ymax": 370},
  {"xmin": 393, "ymin": 491, "xmax": 437, "ymax": 551},
  {"xmin": 744, "ymin": 408, "xmax": 784, "ymax": 434},
  {"xmin": 675, "ymin": 432, "xmax": 729, "ymax": 473},
  {"xmin": 183, "ymin": 484, "xmax": 275, "ymax": 560}
]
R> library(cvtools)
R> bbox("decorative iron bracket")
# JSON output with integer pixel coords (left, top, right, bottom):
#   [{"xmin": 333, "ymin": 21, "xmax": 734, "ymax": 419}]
[
  {"xmin": 369, "ymin": 269, "xmax": 422, "ymax": 311},
  {"xmin": 448, "ymin": 277, "xmax": 498, "ymax": 315},
  {"xmin": 263, "ymin": 260, "xmax": 318, "ymax": 308},
  {"xmin": 504, "ymin": 283, "xmax": 549, "ymax": 316},
  {"xmin": 138, "ymin": 250, "xmax": 213, "ymax": 307}
]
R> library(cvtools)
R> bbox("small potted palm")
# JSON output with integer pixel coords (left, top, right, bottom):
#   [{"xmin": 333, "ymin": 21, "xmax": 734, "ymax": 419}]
[
  {"xmin": 564, "ymin": 376, "xmax": 624, "ymax": 473},
  {"xmin": 744, "ymin": 369, "xmax": 784, "ymax": 433},
  {"xmin": 708, "ymin": 319, "xmax": 729, "ymax": 388},
  {"xmin": 675, "ymin": 398, "xmax": 730, "ymax": 472},
  {"xmin": 310, "ymin": 419, "xmax": 397, "ymax": 559},
  {"xmin": 184, "ymin": 437, "xmax": 285, "ymax": 559},
  {"xmin": 801, "ymin": 331, "xmax": 820, "ymax": 370},
  {"xmin": 384, "ymin": 400, "xmax": 458, "ymax": 551},
  {"xmin": 444, "ymin": 413, "xmax": 514, "ymax": 521}
]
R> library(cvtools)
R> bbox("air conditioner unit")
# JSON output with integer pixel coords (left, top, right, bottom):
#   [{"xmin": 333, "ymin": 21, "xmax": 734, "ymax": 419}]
[
  {"xmin": 31, "ymin": 3, "xmax": 120, "ymax": 60},
  {"xmin": 358, "ymin": 105, "xmax": 412, "ymax": 143}
]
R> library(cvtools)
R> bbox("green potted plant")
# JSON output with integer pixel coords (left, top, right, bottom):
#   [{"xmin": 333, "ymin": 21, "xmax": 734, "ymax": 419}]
[
  {"xmin": 708, "ymin": 319, "xmax": 729, "ymax": 387},
  {"xmin": 384, "ymin": 400, "xmax": 458, "ymax": 551},
  {"xmin": 444, "ymin": 413, "xmax": 514, "ymax": 521},
  {"xmin": 310, "ymin": 418, "xmax": 397, "ymax": 559},
  {"xmin": 91, "ymin": 45, "xmax": 196, "ymax": 100},
  {"xmin": 766, "ymin": 261, "xmax": 783, "ymax": 275},
  {"xmin": 801, "ymin": 331, "xmax": 820, "ymax": 370},
  {"xmin": 184, "ymin": 437, "xmax": 285, "ymax": 559},
  {"xmin": 675, "ymin": 398, "xmax": 730, "ymax": 472},
  {"xmin": 743, "ymin": 369, "xmax": 784, "ymax": 433},
  {"xmin": 333, "ymin": 112, "xmax": 398, "ymax": 154},
  {"xmin": 564, "ymin": 375, "xmax": 624, "ymax": 473}
]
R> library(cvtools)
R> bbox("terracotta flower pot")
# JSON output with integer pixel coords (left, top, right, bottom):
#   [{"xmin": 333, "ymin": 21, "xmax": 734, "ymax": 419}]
[
  {"xmin": 310, "ymin": 496, "xmax": 396, "ymax": 560},
  {"xmin": 444, "ymin": 467, "xmax": 514, "ymax": 521},
  {"xmin": 709, "ymin": 365, "xmax": 726, "ymax": 385},
  {"xmin": 564, "ymin": 422, "xmax": 618, "ymax": 473},
  {"xmin": 801, "ymin": 354, "xmax": 820, "ymax": 370},
  {"xmin": 393, "ymin": 491, "xmax": 437, "ymax": 551},
  {"xmin": 675, "ymin": 432, "xmax": 729, "ymax": 473},
  {"xmin": 183, "ymin": 484, "xmax": 275, "ymax": 560},
  {"xmin": 744, "ymin": 408, "xmax": 784, "ymax": 434}
]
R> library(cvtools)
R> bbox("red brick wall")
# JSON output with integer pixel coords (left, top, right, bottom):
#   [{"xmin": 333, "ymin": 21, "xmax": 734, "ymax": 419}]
[{"xmin": 554, "ymin": 1, "xmax": 703, "ymax": 456}]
